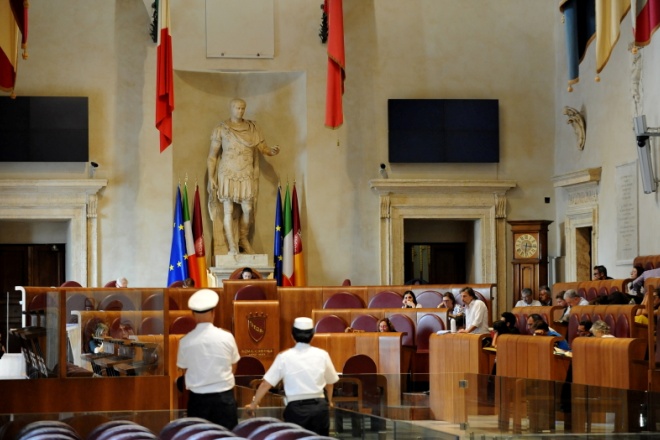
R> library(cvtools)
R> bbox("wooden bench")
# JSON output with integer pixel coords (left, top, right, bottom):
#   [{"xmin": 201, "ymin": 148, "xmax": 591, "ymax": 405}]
[
  {"xmin": 566, "ymin": 305, "xmax": 643, "ymax": 345},
  {"xmin": 511, "ymin": 306, "xmax": 564, "ymax": 335},
  {"xmin": 552, "ymin": 279, "xmax": 630, "ymax": 303},
  {"xmin": 571, "ymin": 337, "xmax": 647, "ymax": 433}
]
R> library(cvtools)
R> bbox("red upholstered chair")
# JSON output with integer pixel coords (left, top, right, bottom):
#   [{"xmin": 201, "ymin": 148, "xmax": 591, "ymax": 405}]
[
  {"xmin": 350, "ymin": 314, "xmax": 379, "ymax": 332},
  {"xmin": 87, "ymin": 421, "xmax": 145, "ymax": 440},
  {"xmin": 65, "ymin": 293, "xmax": 88, "ymax": 323},
  {"xmin": 234, "ymin": 355, "xmax": 266, "ymax": 387},
  {"xmin": 314, "ymin": 315, "xmax": 349, "ymax": 333},
  {"xmin": 169, "ymin": 423, "xmax": 229, "ymax": 440},
  {"xmin": 322, "ymin": 292, "xmax": 364, "ymax": 309},
  {"xmin": 98, "ymin": 293, "xmax": 136, "ymax": 311},
  {"xmin": 342, "ymin": 279, "xmax": 352, "ymax": 286},
  {"xmin": 109, "ymin": 318, "xmax": 136, "ymax": 339},
  {"xmin": 142, "ymin": 293, "xmax": 180, "ymax": 310},
  {"xmin": 387, "ymin": 313, "xmax": 415, "ymax": 346},
  {"xmin": 415, "ymin": 290, "xmax": 444, "ymax": 308},
  {"xmin": 249, "ymin": 422, "xmax": 302, "ymax": 440},
  {"xmin": 234, "ymin": 284, "xmax": 267, "ymax": 300},
  {"xmin": 412, "ymin": 314, "xmax": 445, "ymax": 384},
  {"xmin": 169, "ymin": 315, "xmax": 197, "ymax": 335},
  {"xmin": 159, "ymin": 418, "xmax": 210, "ymax": 440},
  {"xmin": 232, "ymin": 417, "xmax": 281, "ymax": 438},
  {"xmin": 139, "ymin": 316, "xmax": 164, "ymax": 335},
  {"xmin": 229, "ymin": 267, "xmax": 263, "ymax": 279},
  {"xmin": 168, "ymin": 280, "xmax": 185, "ymax": 287},
  {"xmin": 262, "ymin": 428, "xmax": 316, "ymax": 440},
  {"xmin": 104, "ymin": 280, "xmax": 119, "ymax": 287},
  {"xmin": 415, "ymin": 314, "xmax": 445, "ymax": 352},
  {"xmin": 60, "ymin": 280, "xmax": 83, "ymax": 287},
  {"xmin": 367, "ymin": 291, "xmax": 402, "ymax": 308},
  {"xmin": 614, "ymin": 313, "xmax": 631, "ymax": 338}
]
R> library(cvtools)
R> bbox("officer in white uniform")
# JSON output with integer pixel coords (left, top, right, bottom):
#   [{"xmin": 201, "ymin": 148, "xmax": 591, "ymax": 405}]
[
  {"xmin": 177, "ymin": 289, "xmax": 240, "ymax": 429},
  {"xmin": 246, "ymin": 317, "xmax": 339, "ymax": 436}
]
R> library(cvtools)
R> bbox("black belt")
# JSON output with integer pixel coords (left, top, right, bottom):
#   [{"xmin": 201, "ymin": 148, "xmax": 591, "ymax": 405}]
[
  {"xmin": 189, "ymin": 389, "xmax": 233, "ymax": 396},
  {"xmin": 289, "ymin": 398, "xmax": 323, "ymax": 405}
]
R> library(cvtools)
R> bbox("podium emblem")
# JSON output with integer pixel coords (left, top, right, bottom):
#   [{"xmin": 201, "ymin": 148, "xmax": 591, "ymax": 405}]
[{"xmin": 247, "ymin": 312, "xmax": 267, "ymax": 343}]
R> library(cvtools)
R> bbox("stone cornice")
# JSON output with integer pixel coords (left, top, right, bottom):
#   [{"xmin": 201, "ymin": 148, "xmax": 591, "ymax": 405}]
[
  {"xmin": 552, "ymin": 168, "xmax": 601, "ymax": 188},
  {"xmin": 369, "ymin": 179, "xmax": 517, "ymax": 195}
]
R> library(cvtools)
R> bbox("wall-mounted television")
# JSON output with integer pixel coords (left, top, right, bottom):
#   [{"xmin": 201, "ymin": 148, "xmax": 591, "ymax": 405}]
[
  {"xmin": 0, "ymin": 96, "xmax": 89, "ymax": 162},
  {"xmin": 388, "ymin": 99, "xmax": 499, "ymax": 163}
]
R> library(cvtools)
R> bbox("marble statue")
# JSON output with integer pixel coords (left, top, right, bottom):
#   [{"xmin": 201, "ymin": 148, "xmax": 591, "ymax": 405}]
[{"xmin": 207, "ymin": 98, "xmax": 280, "ymax": 255}]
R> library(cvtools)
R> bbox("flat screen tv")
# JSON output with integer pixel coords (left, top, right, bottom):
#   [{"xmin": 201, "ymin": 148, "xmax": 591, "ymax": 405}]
[
  {"xmin": 388, "ymin": 99, "xmax": 499, "ymax": 163},
  {"xmin": 0, "ymin": 96, "xmax": 89, "ymax": 162}
]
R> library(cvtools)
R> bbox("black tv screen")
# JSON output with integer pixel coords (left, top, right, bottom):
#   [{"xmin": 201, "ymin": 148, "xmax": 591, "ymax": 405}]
[
  {"xmin": 0, "ymin": 96, "xmax": 89, "ymax": 162},
  {"xmin": 388, "ymin": 99, "xmax": 499, "ymax": 163}
]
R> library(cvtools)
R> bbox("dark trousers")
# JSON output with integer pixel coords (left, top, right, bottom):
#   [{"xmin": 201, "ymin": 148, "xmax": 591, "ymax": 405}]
[
  {"xmin": 283, "ymin": 398, "xmax": 329, "ymax": 436},
  {"xmin": 188, "ymin": 389, "xmax": 238, "ymax": 430}
]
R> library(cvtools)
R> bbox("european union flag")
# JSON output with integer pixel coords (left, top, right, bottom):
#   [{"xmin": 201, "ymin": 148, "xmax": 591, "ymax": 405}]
[
  {"xmin": 273, "ymin": 185, "xmax": 284, "ymax": 286},
  {"xmin": 167, "ymin": 185, "xmax": 189, "ymax": 286}
]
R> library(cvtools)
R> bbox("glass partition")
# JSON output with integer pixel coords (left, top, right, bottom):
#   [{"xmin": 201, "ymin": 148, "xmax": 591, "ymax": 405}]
[{"xmin": 6, "ymin": 287, "xmax": 188, "ymax": 379}]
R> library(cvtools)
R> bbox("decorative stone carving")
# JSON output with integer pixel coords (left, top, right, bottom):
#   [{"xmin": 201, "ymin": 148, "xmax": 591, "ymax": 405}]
[{"xmin": 563, "ymin": 106, "xmax": 586, "ymax": 151}]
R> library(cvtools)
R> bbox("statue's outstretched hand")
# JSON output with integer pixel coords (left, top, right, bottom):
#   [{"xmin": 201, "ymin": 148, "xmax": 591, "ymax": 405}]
[{"xmin": 269, "ymin": 145, "xmax": 280, "ymax": 156}]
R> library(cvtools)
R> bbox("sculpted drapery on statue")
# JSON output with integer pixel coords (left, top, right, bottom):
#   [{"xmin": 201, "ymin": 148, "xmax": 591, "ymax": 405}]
[{"xmin": 207, "ymin": 98, "xmax": 280, "ymax": 255}]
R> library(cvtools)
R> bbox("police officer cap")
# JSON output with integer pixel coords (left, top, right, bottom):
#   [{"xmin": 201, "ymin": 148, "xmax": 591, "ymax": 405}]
[
  {"xmin": 293, "ymin": 317, "xmax": 314, "ymax": 330},
  {"xmin": 188, "ymin": 289, "xmax": 219, "ymax": 312}
]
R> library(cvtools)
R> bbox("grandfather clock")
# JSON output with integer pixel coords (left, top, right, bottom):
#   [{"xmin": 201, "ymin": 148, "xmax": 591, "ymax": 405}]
[{"xmin": 508, "ymin": 220, "xmax": 552, "ymax": 305}]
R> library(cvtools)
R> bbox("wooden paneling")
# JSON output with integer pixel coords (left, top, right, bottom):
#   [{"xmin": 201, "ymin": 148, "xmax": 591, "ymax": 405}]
[
  {"xmin": 233, "ymin": 300, "xmax": 279, "ymax": 369},
  {"xmin": 0, "ymin": 376, "xmax": 171, "ymax": 413}
]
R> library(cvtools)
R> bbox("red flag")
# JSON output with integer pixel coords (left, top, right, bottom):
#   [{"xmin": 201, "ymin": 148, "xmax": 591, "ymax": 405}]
[
  {"xmin": 292, "ymin": 184, "xmax": 306, "ymax": 286},
  {"xmin": 156, "ymin": 0, "xmax": 174, "ymax": 152},
  {"xmin": 324, "ymin": 0, "xmax": 345, "ymax": 128},
  {"xmin": 9, "ymin": 0, "xmax": 27, "ymax": 59},
  {"xmin": 1, "ymin": 0, "xmax": 28, "ymax": 95},
  {"xmin": 634, "ymin": 0, "xmax": 660, "ymax": 47},
  {"xmin": 193, "ymin": 184, "xmax": 208, "ymax": 287}
]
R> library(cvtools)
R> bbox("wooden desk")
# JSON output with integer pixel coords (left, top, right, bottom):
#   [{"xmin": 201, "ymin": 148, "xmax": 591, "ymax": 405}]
[
  {"xmin": 496, "ymin": 334, "xmax": 571, "ymax": 433},
  {"xmin": 311, "ymin": 332, "xmax": 405, "ymax": 406},
  {"xmin": 429, "ymin": 333, "xmax": 494, "ymax": 423}
]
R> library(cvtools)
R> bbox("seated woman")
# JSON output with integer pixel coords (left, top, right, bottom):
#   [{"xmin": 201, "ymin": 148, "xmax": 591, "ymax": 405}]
[
  {"xmin": 89, "ymin": 322, "xmax": 110, "ymax": 354},
  {"xmin": 440, "ymin": 291, "xmax": 464, "ymax": 328},
  {"xmin": 635, "ymin": 287, "xmax": 660, "ymax": 324},
  {"xmin": 240, "ymin": 267, "xmax": 255, "ymax": 279},
  {"xmin": 401, "ymin": 290, "xmax": 422, "ymax": 308},
  {"xmin": 377, "ymin": 317, "xmax": 396, "ymax": 332},
  {"xmin": 627, "ymin": 265, "xmax": 646, "ymax": 303},
  {"xmin": 590, "ymin": 319, "xmax": 614, "ymax": 338}
]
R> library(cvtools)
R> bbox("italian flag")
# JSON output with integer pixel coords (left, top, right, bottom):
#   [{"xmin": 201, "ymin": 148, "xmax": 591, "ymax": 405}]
[
  {"xmin": 282, "ymin": 184, "xmax": 294, "ymax": 286},
  {"xmin": 182, "ymin": 183, "xmax": 199, "ymax": 286}
]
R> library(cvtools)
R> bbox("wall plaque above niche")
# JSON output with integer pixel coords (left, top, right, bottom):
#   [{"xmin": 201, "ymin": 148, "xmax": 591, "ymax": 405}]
[{"xmin": 206, "ymin": 0, "xmax": 274, "ymax": 59}]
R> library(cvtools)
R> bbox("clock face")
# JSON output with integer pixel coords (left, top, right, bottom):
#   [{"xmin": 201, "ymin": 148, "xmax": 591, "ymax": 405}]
[{"xmin": 515, "ymin": 233, "xmax": 538, "ymax": 258}]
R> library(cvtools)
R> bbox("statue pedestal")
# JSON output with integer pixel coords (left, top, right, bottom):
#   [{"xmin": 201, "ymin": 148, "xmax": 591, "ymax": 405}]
[{"xmin": 210, "ymin": 254, "xmax": 274, "ymax": 287}]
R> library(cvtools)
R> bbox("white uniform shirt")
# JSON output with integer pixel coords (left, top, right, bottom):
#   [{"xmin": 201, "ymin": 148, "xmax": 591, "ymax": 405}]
[
  {"xmin": 263, "ymin": 342, "xmax": 339, "ymax": 402},
  {"xmin": 464, "ymin": 299, "xmax": 490, "ymax": 334},
  {"xmin": 177, "ymin": 322, "xmax": 240, "ymax": 394},
  {"xmin": 514, "ymin": 299, "xmax": 542, "ymax": 307}
]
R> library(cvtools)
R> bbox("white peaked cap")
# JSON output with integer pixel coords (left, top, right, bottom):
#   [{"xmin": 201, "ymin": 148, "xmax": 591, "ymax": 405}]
[
  {"xmin": 293, "ymin": 317, "xmax": 314, "ymax": 330},
  {"xmin": 188, "ymin": 289, "xmax": 219, "ymax": 312}
]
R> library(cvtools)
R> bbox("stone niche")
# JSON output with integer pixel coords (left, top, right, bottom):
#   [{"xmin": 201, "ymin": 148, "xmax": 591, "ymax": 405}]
[
  {"xmin": 0, "ymin": 179, "xmax": 107, "ymax": 286},
  {"xmin": 369, "ymin": 179, "xmax": 516, "ymax": 315}
]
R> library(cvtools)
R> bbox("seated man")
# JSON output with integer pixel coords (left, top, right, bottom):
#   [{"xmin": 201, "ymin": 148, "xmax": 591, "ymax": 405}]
[
  {"xmin": 457, "ymin": 287, "xmax": 490, "ymax": 335},
  {"xmin": 558, "ymin": 289, "xmax": 588, "ymax": 322},
  {"xmin": 538, "ymin": 285, "xmax": 553, "ymax": 306},
  {"xmin": 531, "ymin": 321, "xmax": 570, "ymax": 351},
  {"xmin": 515, "ymin": 288, "xmax": 541, "ymax": 307},
  {"xmin": 576, "ymin": 320, "xmax": 593, "ymax": 337}
]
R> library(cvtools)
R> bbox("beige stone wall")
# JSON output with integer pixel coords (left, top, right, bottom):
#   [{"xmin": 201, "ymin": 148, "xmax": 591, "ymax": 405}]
[{"xmin": 0, "ymin": 1, "xmax": 561, "ymax": 288}]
